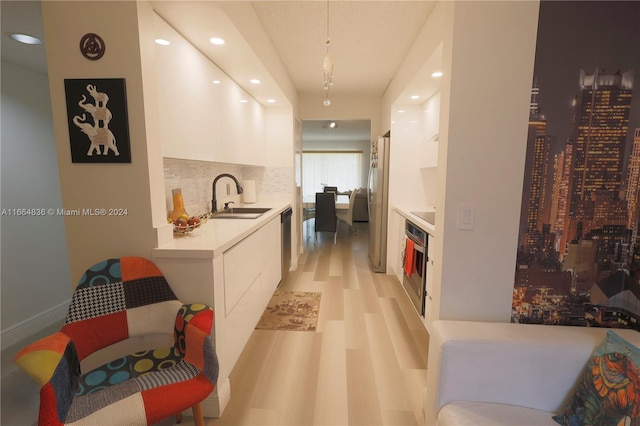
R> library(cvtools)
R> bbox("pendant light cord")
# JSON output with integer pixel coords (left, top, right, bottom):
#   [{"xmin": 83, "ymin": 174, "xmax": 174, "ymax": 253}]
[{"xmin": 326, "ymin": 1, "xmax": 330, "ymax": 48}]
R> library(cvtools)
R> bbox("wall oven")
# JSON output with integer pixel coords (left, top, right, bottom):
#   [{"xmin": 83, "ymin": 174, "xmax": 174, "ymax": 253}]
[{"xmin": 402, "ymin": 220, "xmax": 428, "ymax": 316}]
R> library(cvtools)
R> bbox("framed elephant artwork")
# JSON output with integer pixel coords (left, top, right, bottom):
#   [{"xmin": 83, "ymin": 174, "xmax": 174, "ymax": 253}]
[{"xmin": 64, "ymin": 78, "xmax": 131, "ymax": 163}]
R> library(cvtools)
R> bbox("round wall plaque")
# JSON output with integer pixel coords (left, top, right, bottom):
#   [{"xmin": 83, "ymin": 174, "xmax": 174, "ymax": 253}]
[{"xmin": 79, "ymin": 33, "xmax": 105, "ymax": 61}]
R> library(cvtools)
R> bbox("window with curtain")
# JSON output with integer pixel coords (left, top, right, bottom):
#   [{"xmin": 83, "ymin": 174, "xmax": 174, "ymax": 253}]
[{"xmin": 302, "ymin": 151, "xmax": 363, "ymax": 200}]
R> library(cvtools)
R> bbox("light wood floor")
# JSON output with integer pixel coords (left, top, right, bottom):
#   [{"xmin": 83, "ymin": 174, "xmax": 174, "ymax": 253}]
[
  {"xmin": 0, "ymin": 220, "xmax": 429, "ymax": 426},
  {"xmin": 209, "ymin": 220, "xmax": 429, "ymax": 426}
]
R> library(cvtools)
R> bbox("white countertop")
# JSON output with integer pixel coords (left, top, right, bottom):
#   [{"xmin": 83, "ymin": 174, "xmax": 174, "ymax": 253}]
[
  {"xmin": 152, "ymin": 201, "xmax": 291, "ymax": 259},
  {"xmin": 392, "ymin": 205, "xmax": 436, "ymax": 235}
]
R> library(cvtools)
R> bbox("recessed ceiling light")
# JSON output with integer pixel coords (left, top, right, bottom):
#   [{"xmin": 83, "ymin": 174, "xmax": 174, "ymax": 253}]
[
  {"xmin": 431, "ymin": 71, "xmax": 443, "ymax": 78},
  {"xmin": 398, "ymin": 110, "xmax": 406, "ymax": 114},
  {"xmin": 240, "ymin": 99, "xmax": 249, "ymax": 103},
  {"xmin": 154, "ymin": 38, "xmax": 170, "ymax": 46},
  {"xmin": 411, "ymin": 95, "xmax": 420, "ymax": 100},
  {"xmin": 267, "ymin": 99, "xmax": 276, "ymax": 104},
  {"xmin": 210, "ymin": 37, "xmax": 225, "ymax": 45},
  {"xmin": 8, "ymin": 33, "xmax": 42, "ymax": 45},
  {"xmin": 212, "ymin": 80, "xmax": 221, "ymax": 84},
  {"xmin": 250, "ymin": 79, "xmax": 261, "ymax": 84}
]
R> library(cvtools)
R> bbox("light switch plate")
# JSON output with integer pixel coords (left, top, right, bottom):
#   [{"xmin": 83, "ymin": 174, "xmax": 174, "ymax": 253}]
[{"xmin": 457, "ymin": 206, "xmax": 474, "ymax": 230}]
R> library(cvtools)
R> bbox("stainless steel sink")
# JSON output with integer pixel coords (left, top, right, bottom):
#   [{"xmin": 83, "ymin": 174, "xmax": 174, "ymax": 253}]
[{"xmin": 210, "ymin": 207, "xmax": 272, "ymax": 219}]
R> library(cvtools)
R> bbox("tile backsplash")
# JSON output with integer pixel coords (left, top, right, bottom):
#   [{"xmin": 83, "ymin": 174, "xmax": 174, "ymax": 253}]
[{"xmin": 163, "ymin": 158, "xmax": 292, "ymax": 217}]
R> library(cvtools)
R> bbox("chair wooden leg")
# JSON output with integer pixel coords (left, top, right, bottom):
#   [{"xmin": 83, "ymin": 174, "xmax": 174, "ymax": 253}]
[
  {"xmin": 192, "ymin": 402, "xmax": 204, "ymax": 426},
  {"xmin": 175, "ymin": 411, "xmax": 183, "ymax": 424}
]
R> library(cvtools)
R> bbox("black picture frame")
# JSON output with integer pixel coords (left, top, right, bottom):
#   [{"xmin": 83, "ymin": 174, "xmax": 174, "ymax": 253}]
[{"xmin": 64, "ymin": 78, "xmax": 131, "ymax": 163}]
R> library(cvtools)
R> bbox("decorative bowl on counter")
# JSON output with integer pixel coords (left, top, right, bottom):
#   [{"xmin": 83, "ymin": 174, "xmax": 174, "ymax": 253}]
[{"xmin": 171, "ymin": 213, "xmax": 209, "ymax": 235}]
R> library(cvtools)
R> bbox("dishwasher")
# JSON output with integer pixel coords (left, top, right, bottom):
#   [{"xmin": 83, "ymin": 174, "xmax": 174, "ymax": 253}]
[{"xmin": 280, "ymin": 207, "xmax": 292, "ymax": 283}]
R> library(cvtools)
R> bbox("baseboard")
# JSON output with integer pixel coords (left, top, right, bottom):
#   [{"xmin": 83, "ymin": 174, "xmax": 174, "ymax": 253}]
[
  {"xmin": 201, "ymin": 377, "xmax": 231, "ymax": 418},
  {"xmin": 1, "ymin": 300, "xmax": 69, "ymax": 349},
  {"xmin": 423, "ymin": 384, "xmax": 428, "ymax": 426}
]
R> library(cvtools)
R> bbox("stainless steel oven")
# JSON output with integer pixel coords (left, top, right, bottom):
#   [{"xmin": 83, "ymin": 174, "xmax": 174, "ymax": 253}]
[{"xmin": 402, "ymin": 220, "xmax": 427, "ymax": 316}]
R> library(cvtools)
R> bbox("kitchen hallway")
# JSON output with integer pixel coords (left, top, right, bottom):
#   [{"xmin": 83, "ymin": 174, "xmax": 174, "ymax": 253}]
[
  {"xmin": 208, "ymin": 220, "xmax": 429, "ymax": 426},
  {"xmin": 0, "ymin": 220, "xmax": 429, "ymax": 426}
]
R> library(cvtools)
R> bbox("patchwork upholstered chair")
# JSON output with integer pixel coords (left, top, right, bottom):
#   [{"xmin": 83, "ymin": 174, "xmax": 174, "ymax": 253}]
[{"xmin": 15, "ymin": 256, "xmax": 218, "ymax": 425}]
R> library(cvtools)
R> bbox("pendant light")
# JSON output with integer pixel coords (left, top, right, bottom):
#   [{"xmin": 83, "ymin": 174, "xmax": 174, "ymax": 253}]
[{"xmin": 322, "ymin": 1, "xmax": 333, "ymax": 107}]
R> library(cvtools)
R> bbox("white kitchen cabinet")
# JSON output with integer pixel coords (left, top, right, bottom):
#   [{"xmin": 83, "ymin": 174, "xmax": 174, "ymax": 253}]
[
  {"xmin": 223, "ymin": 215, "xmax": 280, "ymax": 317},
  {"xmin": 241, "ymin": 99, "xmax": 266, "ymax": 166},
  {"xmin": 215, "ymin": 75, "xmax": 240, "ymax": 164},
  {"xmin": 424, "ymin": 233, "xmax": 435, "ymax": 331},
  {"xmin": 234, "ymin": 91, "xmax": 265, "ymax": 166},
  {"xmin": 155, "ymin": 14, "xmax": 213, "ymax": 161},
  {"xmin": 221, "ymin": 216, "xmax": 281, "ymax": 383},
  {"xmin": 153, "ymin": 12, "xmax": 265, "ymax": 166},
  {"xmin": 387, "ymin": 209, "xmax": 406, "ymax": 284},
  {"xmin": 151, "ymin": 211, "xmax": 284, "ymax": 417},
  {"xmin": 419, "ymin": 91, "xmax": 440, "ymax": 169},
  {"xmin": 223, "ymin": 223, "xmax": 264, "ymax": 317}
]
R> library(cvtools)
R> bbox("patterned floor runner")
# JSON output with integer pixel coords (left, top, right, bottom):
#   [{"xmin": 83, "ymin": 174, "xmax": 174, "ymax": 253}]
[{"xmin": 255, "ymin": 291, "xmax": 321, "ymax": 332}]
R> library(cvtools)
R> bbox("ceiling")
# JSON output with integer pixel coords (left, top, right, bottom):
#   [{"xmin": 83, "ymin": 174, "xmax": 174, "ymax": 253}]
[
  {"xmin": 302, "ymin": 119, "xmax": 371, "ymax": 142},
  {"xmin": 1, "ymin": 1, "xmax": 440, "ymax": 142},
  {"xmin": 249, "ymin": 1, "xmax": 434, "ymax": 98}
]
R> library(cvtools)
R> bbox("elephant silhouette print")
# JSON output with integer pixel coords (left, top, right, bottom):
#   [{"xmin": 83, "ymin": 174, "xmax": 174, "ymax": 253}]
[{"xmin": 72, "ymin": 84, "xmax": 120, "ymax": 156}]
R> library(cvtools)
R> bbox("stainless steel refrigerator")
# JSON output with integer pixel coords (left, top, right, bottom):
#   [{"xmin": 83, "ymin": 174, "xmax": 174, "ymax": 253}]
[{"xmin": 368, "ymin": 133, "xmax": 390, "ymax": 272}]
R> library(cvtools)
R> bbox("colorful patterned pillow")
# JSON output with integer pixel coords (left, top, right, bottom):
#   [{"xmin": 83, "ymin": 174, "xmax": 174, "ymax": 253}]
[{"xmin": 553, "ymin": 330, "xmax": 640, "ymax": 426}]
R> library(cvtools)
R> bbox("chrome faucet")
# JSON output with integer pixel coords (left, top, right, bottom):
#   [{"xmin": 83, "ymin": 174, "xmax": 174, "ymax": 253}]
[{"xmin": 211, "ymin": 174, "xmax": 243, "ymax": 213}]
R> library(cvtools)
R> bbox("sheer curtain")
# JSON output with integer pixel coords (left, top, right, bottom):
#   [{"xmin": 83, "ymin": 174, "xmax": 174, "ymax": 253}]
[{"xmin": 302, "ymin": 151, "xmax": 363, "ymax": 200}]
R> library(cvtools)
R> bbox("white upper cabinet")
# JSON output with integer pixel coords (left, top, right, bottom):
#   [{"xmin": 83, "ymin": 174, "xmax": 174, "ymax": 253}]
[
  {"xmin": 420, "ymin": 91, "xmax": 440, "ymax": 169},
  {"xmin": 235, "ymin": 87, "xmax": 265, "ymax": 166},
  {"xmin": 153, "ymin": 13, "xmax": 264, "ymax": 166}
]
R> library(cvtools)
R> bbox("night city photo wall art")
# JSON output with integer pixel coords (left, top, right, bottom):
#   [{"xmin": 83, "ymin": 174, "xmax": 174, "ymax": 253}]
[{"xmin": 512, "ymin": 1, "xmax": 640, "ymax": 331}]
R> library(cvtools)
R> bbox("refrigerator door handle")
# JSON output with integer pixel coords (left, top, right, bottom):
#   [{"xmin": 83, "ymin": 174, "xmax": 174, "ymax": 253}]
[{"xmin": 367, "ymin": 163, "xmax": 373, "ymax": 207}]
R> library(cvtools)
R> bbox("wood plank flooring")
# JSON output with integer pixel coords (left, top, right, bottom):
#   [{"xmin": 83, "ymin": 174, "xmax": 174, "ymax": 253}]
[
  {"xmin": 0, "ymin": 220, "xmax": 429, "ymax": 426},
  {"xmin": 209, "ymin": 220, "xmax": 429, "ymax": 426}
]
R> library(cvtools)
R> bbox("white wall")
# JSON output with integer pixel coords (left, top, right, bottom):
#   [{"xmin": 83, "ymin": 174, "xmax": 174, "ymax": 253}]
[
  {"xmin": 1, "ymin": 60, "xmax": 71, "ymax": 344},
  {"xmin": 299, "ymin": 94, "xmax": 382, "ymax": 140},
  {"xmin": 384, "ymin": 2, "xmax": 445, "ymax": 216},
  {"xmin": 382, "ymin": 1, "xmax": 539, "ymax": 323},
  {"xmin": 41, "ymin": 1, "xmax": 170, "ymax": 283},
  {"xmin": 435, "ymin": 1, "xmax": 539, "ymax": 322}
]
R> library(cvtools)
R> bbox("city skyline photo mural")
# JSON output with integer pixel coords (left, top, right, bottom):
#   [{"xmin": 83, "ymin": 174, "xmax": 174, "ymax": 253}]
[{"xmin": 512, "ymin": 1, "xmax": 640, "ymax": 330}]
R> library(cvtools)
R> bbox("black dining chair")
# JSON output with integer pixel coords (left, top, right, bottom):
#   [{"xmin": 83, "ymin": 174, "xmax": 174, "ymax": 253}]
[
  {"xmin": 315, "ymin": 192, "xmax": 337, "ymax": 244},
  {"xmin": 323, "ymin": 186, "xmax": 338, "ymax": 194}
]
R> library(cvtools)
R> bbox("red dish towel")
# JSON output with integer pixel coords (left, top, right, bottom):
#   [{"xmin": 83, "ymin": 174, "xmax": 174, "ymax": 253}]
[{"xmin": 404, "ymin": 239, "xmax": 414, "ymax": 278}]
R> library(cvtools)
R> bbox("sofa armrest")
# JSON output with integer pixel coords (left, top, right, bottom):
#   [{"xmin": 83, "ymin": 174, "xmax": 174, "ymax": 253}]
[{"xmin": 424, "ymin": 321, "xmax": 640, "ymax": 425}]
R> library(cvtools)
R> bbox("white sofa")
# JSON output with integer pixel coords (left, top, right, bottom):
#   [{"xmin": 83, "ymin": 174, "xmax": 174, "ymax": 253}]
[{"xmin": 424, "ymin": 320, "xmax": 640, "ymax": 425}]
